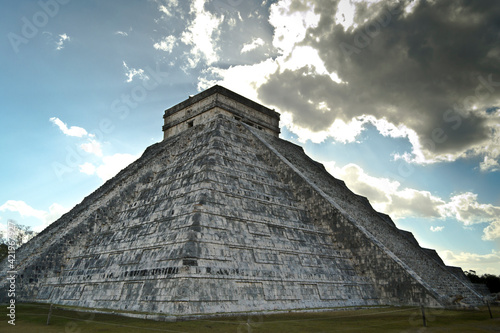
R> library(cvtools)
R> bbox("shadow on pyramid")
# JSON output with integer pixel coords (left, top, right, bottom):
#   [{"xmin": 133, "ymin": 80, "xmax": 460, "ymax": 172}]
[{"xmin": 1, "ymin": 85, "xmax": 483, "ymax": 320}]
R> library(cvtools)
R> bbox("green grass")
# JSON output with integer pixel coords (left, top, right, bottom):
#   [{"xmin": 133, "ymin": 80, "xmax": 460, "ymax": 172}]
[{"xmin": 2, "ymin": 303, "xmax": 499, "ymax": 332}]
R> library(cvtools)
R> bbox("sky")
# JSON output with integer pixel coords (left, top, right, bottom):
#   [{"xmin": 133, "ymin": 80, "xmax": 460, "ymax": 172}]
[{"xmin": 1, "ymin": 0, "xmax": 499, "ymax": 275}]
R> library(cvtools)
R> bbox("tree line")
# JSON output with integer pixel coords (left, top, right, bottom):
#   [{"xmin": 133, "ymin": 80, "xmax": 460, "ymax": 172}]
[{"xmin": 465, "ymin": 270, "xmax": 500, "ymax": 294}]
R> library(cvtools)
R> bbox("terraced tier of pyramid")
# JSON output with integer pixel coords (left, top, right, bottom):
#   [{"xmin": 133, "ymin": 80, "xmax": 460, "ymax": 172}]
[{"xmin": 1, "ymin": 86, "xmax": 482, "ymax": 319}]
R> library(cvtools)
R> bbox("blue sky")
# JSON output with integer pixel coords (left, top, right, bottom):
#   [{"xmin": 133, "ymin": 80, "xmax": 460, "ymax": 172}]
[{"xmin": 1, "ymin": 0, "xmax": 499, "ymax": 274}]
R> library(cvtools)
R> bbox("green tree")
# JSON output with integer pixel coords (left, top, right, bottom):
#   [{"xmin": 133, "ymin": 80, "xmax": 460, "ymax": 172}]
[
  {"xmin": 0, "ymin": 220, "xmax": 38, "ymax": 262},
  {"xmin": 7, "ymin": 219, "xmax": 37, "ymax": 248},
  {"xmin": 483, "ymin": 274, "xmax": 500, "ymax": 294}
]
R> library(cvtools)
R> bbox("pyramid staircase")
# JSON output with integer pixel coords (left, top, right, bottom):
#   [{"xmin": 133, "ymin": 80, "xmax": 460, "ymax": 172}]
[{"xmin": 251, "ymin": 128, "xmax": 482, "ymax": 305}]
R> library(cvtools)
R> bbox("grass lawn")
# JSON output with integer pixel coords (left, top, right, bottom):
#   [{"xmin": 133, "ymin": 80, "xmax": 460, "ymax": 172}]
[{"xmin": 2, "ymin": 303, "xmax": 499, "ymax": 332}]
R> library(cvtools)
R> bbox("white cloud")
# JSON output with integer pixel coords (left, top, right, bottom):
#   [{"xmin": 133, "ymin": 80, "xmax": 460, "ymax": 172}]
[
  {"xmin": 334, "ymin": 0, "xmax": 405, "ymax": 31},
  {"xmin": 440, "ymin": 249, "xmax": 500, "ymax": 275},
  {"xmin": 324, "ymin": 162, "xmax": 500, "ymax": 240},
  {"xmin": 0, "ymin": 200, "xmax": 46, "ymax": 221},
  {"xmin": 115, "ymin": 31, "xmax": 128, "ymax": 37},
  {"xmin": 252, "ymin": 0, "xmax": 500, "ymax": 172},
  {"xmin": 159, "ymin": 5, "xmax": 172, "ymax": 16},
  {"xmin": 122, "ymin": 61, "xmax": 149, "ymax": 83},
  {"xmin": 78, "ymin": 154, "xmax": 139, "ymax": 182},
  {"xmin": 198, "ymin": 12, "xmax": 337, "ymax": 113},
  {"xmin": 77, "ymin": 149, "xmax": 139, "ymax": 182},
  {"xmin": 94, "ymin": 153, "xmax": 139, "ymax": 182},
  {"xmin": 241, "ymin": 37, "xmax": 265, "ymax": 53},
  {"xmin": 78, "ymin": 162, "xmax": 96, "ymax": 175},
  {"xmin": 198, "ymin": 0, "xmax": 499, "ymax": 172},
  {"xmin": 483, "ymin": 220, "xmax": 500, "ymax": 241},
  {"xmin": 326, "ymin": 162, "xmax": 443, "ymax": 219},
  {"xmin": 158, "ymin": 0, "xmax": 178, "ymax": 17},
  {"xmin": 335, "ymin": 0, "xmax": 356, "ymax": 30},
  {"xmin": 80, "ymin": 138, "xmax": 103, "ymax": 157},
  {"xmin": 278, "ymin": 113, "xmax": 417, "ymax": 150},
  {"xmin": 154, "ymin": 35, "xmax": 177, "ymax": 52},
  {"xmin": 430, "ymin": 226, "xmax": 444, "ymax": 232},
  {"xmin": 0, "ymin": 200, "xmax": 68, "ymax": 232},
  {"xmin": 198, "ymin": 58, "xmax": 278, "ymax": 100},
  {"xmin": 280, "ymin": 46, "xmax": 342, "ymax": 83},
  {"xmin": 55, "ymin": 33, "xmax": 70, "ymax": 50},
  {"xmin": 269, "ymin": 0, "xmax": 319, "ymax": 55},
  {"xmin": 49, "ymin": 117, "xmax": 88, "ymax": 137},
  {"xmin": 369, "ymin": 100, "xmax": 500, "ymax": 170},
  {"xmin": 199, "ymin": 0, "xmax": 347, "ymax": 142},
  {"xmin": 479, "ymin": 156, "xmax": 500, "ymax": 172},
  {"xmin": 477, "ymin": 121, "xmax": 500, "ymax": 172},
  {"xmin": 181, "ymin": 0, "xmax": 223, "ymax": 67},
  {"xmin": 285, "ymin": 115, "xmax": 368, "ymax": 144},
  {"xmin": 42, "ymin": 203, "xmax": 68, "ymax": 231},
  {"xmin": 440, "ymin": 192, "xmax": 500, "ymax": 226},
  {"xmin": 48, "ymin": 117, "xmax": 139, "ymax": 182},
  {"xmin": 389, "ymin": 188, "xmax": 445, "ymax": 219}
]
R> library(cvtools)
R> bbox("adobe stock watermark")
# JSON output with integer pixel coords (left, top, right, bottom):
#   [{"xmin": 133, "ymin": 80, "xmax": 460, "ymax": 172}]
[
  {"xmin": 51, "ymin": 63, "xmax": 169, "ymax": 181},
  {"xmin": 385, "ymin": 74, "xmax": 500, "ymax": 184},
  {"xmin": 7, "ymin": 0, "xmax": 71, "ymax": 54},
  {"xmin": 6, "ymin": 221, "xmax": 19, "ymax": 326}
]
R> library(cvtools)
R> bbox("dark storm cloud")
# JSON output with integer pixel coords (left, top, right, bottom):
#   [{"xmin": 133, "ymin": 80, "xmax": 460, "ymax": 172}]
[
  {"xmin": 258, "ymin": 66, "xmax": 347, "ymax": 131},
  {"xmin": 258, "ymin": 0, "xmax": 500, "ymax": 157}
]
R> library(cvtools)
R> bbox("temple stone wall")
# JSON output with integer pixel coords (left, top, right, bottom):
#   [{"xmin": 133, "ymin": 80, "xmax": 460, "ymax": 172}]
[
  {"xmin": 163, "ymin": 86, "xmax": 280, "ymax": 139},
  {"xmin": 251, "ymin": 128, "xmax": 481, "ymax": 305},
  {"xmin": 249, "ymin": 128, "xmax": 441, "ymax": 307},
  {"xmin": 0, "ymin": 86, "xmax": 483, "ymax": 320},
  {"xmin": 3, "ymin": 116, "xmax": 382, "ymax": 317}
]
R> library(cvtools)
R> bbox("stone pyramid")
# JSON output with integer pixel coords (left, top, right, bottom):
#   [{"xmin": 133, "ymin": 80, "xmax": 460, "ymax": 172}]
[{"xmin": 2, "ymin": 85, "xmax": 483, "ymax": 319}]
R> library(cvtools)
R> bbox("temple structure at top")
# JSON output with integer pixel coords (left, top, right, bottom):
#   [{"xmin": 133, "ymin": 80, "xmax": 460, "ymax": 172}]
[{"xmin": 162, "ymin": 85, "xmax": 280, "ymax": 139}]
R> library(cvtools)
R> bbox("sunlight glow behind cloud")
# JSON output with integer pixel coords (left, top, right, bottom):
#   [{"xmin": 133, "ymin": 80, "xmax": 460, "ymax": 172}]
[{"xmin": 181, "ymin": 0, "xmax": 223, "ymax": 67}]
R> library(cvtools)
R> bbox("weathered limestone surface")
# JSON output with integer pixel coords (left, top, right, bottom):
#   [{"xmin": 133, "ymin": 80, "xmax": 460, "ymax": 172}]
[
  {"xmin": 0, "ymin": 86, "xmax": 482, "ymax": 319},
  {"xmin": 250, "ymin": 127, "xmax": 482, "ymax": 306}
]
